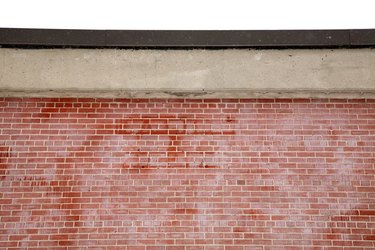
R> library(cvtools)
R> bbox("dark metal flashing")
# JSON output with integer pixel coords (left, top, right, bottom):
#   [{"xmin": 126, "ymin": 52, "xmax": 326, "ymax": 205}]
[{"xmin": 0, "ymin": 28, "xmax": 374, "ymax": 49}]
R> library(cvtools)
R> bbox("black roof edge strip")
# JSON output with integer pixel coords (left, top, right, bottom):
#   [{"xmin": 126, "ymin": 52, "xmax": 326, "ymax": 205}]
[{"xmin": 0, "ymin": 28, "xmax": 374, "ymax": 49}]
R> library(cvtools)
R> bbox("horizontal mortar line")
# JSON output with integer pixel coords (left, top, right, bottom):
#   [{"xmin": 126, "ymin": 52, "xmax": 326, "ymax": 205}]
[
  {"xmin": 3, "ymin": 175, "xmax": 371, "ymax": 178},
  {"xmin": 2, "ymin": 88, "xmax": 375, "ymax": 93}
]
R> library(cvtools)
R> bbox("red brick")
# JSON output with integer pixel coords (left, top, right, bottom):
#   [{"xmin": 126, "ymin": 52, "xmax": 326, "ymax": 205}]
[{"xmin": 0, "ymin": 98, "xmax": 374, "ymax": 248}]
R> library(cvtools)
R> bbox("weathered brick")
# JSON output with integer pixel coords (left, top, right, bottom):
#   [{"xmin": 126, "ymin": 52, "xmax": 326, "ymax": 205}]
[{"xmin": 0, "ymin": 98, "xmax": 374, "ymax": 248}]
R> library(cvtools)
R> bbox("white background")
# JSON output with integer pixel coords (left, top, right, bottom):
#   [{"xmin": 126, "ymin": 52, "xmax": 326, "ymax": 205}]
[{"xmin": 0, "ymin": 0, "xmax": 374, "ymax": 30}]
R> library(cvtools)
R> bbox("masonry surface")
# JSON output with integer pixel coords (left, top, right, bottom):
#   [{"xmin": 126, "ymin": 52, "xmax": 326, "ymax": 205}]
[{"xmin": 0, "ymin": 97, "xmax": 374, "ymax": 249}]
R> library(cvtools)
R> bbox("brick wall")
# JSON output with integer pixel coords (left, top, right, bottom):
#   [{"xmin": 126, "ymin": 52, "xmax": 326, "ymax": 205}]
[{"xmin": 0, "ymin": 97, "xmax": 374, "ymax": 249}]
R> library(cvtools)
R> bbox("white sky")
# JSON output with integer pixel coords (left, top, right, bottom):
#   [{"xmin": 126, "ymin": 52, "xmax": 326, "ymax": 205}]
[{"xmin": 1, "ymin": 0, "xmax": 375, "ymax": 30}]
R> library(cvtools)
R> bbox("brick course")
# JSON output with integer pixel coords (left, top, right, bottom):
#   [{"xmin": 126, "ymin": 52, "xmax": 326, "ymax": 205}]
[{"xmin": 0, "ymin": 98, "xmax": 374, "ymax": 249}]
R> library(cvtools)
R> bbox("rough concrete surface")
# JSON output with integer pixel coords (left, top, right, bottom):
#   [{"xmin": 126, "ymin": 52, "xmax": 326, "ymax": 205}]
[{"xmin": 0, "ymin": 48, "xmax": 374, "ymax": 98}]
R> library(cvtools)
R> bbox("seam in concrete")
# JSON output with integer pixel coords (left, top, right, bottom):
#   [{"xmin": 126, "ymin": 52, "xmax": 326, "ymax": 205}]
[{"xmin": 1, "ymin": 88, "xmax": 375, "ymax": 99}]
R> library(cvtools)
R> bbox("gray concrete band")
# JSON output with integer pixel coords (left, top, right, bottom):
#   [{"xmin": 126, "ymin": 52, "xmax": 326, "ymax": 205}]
[{"xmin": 1, "ymin": 48, "xmax": 374, "ymax": 98}]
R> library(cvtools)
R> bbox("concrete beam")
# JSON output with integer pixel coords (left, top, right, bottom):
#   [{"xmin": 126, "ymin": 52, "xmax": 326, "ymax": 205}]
[{"xmin": 1, "ymin": 48, "xmax": 374, "ymax": 98}]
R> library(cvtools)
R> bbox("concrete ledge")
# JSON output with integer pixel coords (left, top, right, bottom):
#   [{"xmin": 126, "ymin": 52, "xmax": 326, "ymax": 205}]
[{"xmin": 1, "ymin": 48, "xmax": 374, "ymax": 98}]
